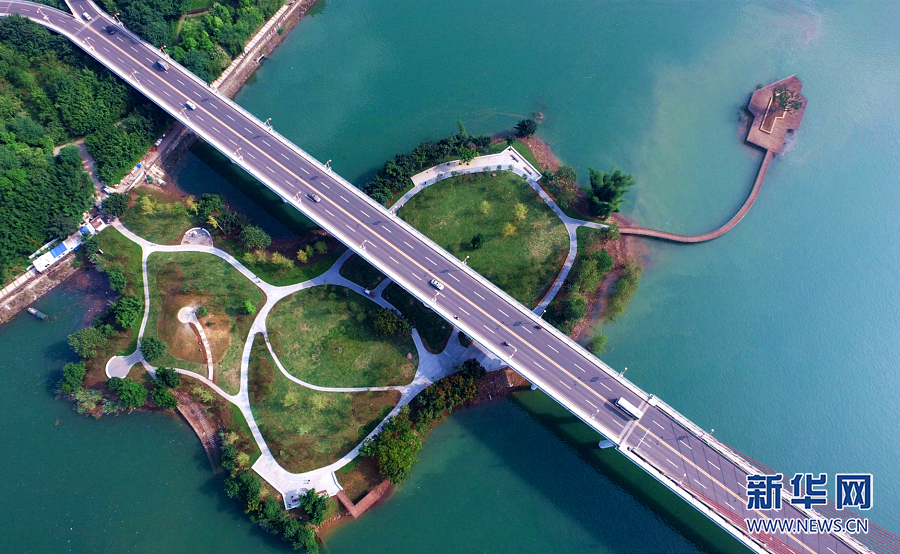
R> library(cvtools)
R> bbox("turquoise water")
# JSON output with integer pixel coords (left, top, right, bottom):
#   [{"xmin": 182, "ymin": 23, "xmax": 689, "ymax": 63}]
[{"xmin": 3, "ymin": 0, "xmax": 899, "ymax": 551}]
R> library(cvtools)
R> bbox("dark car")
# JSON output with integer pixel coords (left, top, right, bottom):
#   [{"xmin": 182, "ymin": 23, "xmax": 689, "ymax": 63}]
[
  {"xmin": 105, "ymin": 26, "xmax": 116, "ymax": 35},
  {"xmin": 306, "ymin": 193, "xmax": 322, "ymax": 203}
]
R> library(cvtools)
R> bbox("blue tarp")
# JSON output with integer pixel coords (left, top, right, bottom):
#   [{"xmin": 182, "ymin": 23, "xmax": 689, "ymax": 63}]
[
  {"xmin": 50, "ymin": 244, "xmax": 67, "ymax": 258},
  {"xmin": 80, "ymin": 226, "xmax": 91, "ymax": 235}
]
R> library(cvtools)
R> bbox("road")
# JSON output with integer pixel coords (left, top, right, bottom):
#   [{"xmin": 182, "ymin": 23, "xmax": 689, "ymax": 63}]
[{"xmin": 0, "ymin": 3, "xmax": 872, "ymax": 553}]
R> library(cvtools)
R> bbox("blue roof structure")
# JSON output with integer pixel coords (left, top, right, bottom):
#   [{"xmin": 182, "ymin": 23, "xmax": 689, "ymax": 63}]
[
  {"xmin": 80, "ymin": 226, "xmax": 91, "ymax": 235},
  {"xmin": 50, "ymin": 244, "xmax": 67, "ymax": 258}
]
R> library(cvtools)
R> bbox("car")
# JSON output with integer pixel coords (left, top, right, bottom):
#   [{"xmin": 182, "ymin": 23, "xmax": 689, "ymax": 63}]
[
  {"xmin": 306, "ymin": 193, "xmax": 321, "ymax": 203},
  {"xmin": 429, "ymin": 279, "xmax": 445, "ymax": 291},
  {"xmin": 82, "ymin": 12, "xmax": 92, "ymax": 21},
  {"xmin": 185, "ymin": 101, "xmax": 197, "ymax": 110},
  {"xmin": 105, "ymin": 26, "xmax": 116, "ymax": 35},
  {"xmin": 156, "ymin": 59, "xmax": 169, "ymax": 71},
  {"xmin": 153, "ymin": 138, "xmax": 163, "ymax": 147}
]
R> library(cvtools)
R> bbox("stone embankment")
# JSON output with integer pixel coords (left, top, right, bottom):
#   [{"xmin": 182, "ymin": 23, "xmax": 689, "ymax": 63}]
[{"xmin": 173, "ymin": 390, "xmax": 222, "ymax": 468}]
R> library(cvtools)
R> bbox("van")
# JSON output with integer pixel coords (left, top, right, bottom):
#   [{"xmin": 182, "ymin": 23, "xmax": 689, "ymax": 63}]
[
  {"xmin": 185, "ymin": 101, "xmax": 197, "ymax": 110},
  {"xmin": 614, "ymin": 397, "xmax": 643, "ymax": 420},
  {"xmin": 82, "ymin": 12, "xmax": 92, "ymax": 21},
  {"xmin": 156, "ymin": 59, "xmax": 169, "ymax": 71}
]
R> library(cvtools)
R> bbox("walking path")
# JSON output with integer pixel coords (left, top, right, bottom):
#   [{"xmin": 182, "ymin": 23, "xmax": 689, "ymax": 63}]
[
  {"xmin": 177, "ymin": 307, "xmax": 214, "ymax": 379},
  {"xmin": 101, "ymin": 220, "xmax": 494, "ymax": 506}
]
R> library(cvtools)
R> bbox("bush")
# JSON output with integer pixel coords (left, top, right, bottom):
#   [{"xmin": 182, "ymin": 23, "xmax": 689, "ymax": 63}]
[
  {"xmin": 195, "ymin": 305, "xmax": 208, "ymax": 318},
  {"xmin": 243, "ymin": 299, "xmax": 257, "ymax": 315},
  {"xmin": 413, "ymin": 358, "xmax": 485, "ymax": 425},
  {"xmin": 106, "ymin": 269, "xmax": 127, "ymax": 293},
  {"xmin": 60, "ymin": 361, "xmax": 87, "ymax": 394},
  {"xmin": 501, "ymin": 222, "xmax": 516, "ymax": 237},
  {"xmin": 141, "ymin": 336, "xmax": 166, "ymax": 362},
  {"xmin": 102, "ymin": 193, "xmax": 128, "ymax": 216},
  {"xmin": 239, "ymin": 225, "xmax": 271, "ymax": 251},
  {"xmin": 300, "ymin": 489, "xmax": 328, "ymax": 525},
  {"xmin": 470, "ymin": 234, "xmax": 484, "ymax": 250},
  {"xmin": 111, "ymin": 295, "xmax": 142, "ymax": 329},
  {"xmin": 107, "ymin": 376, "xmax": 148, "ymax": 409},
  {"xmin": 154, "ymin": 366, "xmax": 180, "ymax": 389},
  {"xmin": 587, "ymin": 333, "xmax": 607, "ymax": 355},
  {"xmin": 605, "ymin": 260, "xmax": 642, "ymax": 320},
  {"xmin": 68, "ymin": 327, "xmax": 108, "ymax": 359},
  {"xmin": 359, "ymin": 405, "xmax": 421, "ymax": 484},
  {"xmin": 371, "ymin": 308, "xmax": 411, "ymax": 336},
  {"xmin": 152, "ymin": 387, "xmax": 178, "ymax": 409}
]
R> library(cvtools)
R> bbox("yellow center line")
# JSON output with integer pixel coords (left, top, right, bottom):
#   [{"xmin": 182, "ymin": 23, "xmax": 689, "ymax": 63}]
[{"xmin": 83, "ymin": 20, "xmax": 824, "ymax": 553}]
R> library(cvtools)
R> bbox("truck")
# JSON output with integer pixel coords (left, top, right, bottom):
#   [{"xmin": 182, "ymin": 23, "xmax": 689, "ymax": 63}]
[{"xmin": 614, "ymin": 397, "xmax": 643, "ymax": 420}]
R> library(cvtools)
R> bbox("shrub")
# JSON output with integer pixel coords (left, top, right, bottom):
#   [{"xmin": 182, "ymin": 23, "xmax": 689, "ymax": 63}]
[
  {"xmin": 68, "ymin": 327, "xmax": 108, "ymax": 359},
  {"xmin": 107, "ymin": 376, "xmax": 148, "ymax": 409},
  {"xmin": 470, "ymin": 234, "xmax": 484, "ymax": 249},
  {"xmin": 141, "ymin": 336, "xmax": 166, "ymax": 362},
  {"xmin": 154, "ymin": 366, "xmax": 180, "ymax": 389},
  {"xmin": 60, "ymin": 361, "xmax": 87, "ymax": 394},
  {"xmin": 587, "ymin": 333, "xmax": 608, "ymax": 355},
  {"xmin": 152, "ymin": 387, "xmax": 178, "ymax": 409},
  {"xmin": 301, "ymin": 489, "xmax": 328, "ymax": 525},
  {"xmin": 239, "ymin": 225, "xmax": 271, "ymax": 251},
  {"xmin": 106, "ymin": 269, "xmax": 126, "ymax": 293},
  {"xmin": 243, "ymin": 299, "xmax": 257, "ymax": 315},
  {"xmin": 501, "ymin": 222, "xmax": 516, "ymax": 237},
  {"xmin": 195, "ymin": 305, "xmax": 209, "ymax": 318},
  {"xmin": 111, "ymin": 295, "xmax": 142, "ymax": 329}
]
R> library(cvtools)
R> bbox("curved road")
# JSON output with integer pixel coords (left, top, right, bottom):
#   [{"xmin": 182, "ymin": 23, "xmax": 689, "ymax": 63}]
[
  {"xmin": 620, "ymin": 150, "xmax": 774, "ymax": 243},
  {"xmin": 0, "ymin": 3, "xmax": 871, "ymax": 554}
]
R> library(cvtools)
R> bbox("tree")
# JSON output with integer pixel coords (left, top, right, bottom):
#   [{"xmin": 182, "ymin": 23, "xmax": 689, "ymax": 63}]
[
  {"xmin": 372, "ymin": 308, "xmax": 410, "ymax": 336},
  {"xmin": 561, "ymin": 294, "xmax": 587, "ymax": 321},
  {"xmin": 60, "ymin": 361, "xmax": 87, "ymax": 394},
  {"xmin": 458, "ymin": 145, "xmax": 477, "ymax": 164},
  {"xmin": 107, "ymin": 376, "xmax": 148, "ymax": 409},
  {"xmin": 515, "ymin": 118, "xmax": 537, "ymax": 137},
  {"xmin": 512, "ymin": 202, "xmax": 528, "ymax": 221},
  {"xmin": 47, "ymin": 214, "xmax": 79, "ymax": 239},
  {"xmin": 154, "ymin": 366, "xmax": 180, "ymax": 389},
  {"xmin": 195, "ymin": 305, "xmax": 209, "ymax": 318},
  {"xmin": 478, "ymin": 200, "xmax": 491, "ymax": 215},
  {"xmin": 106, "ymin": 269, "xmax": 127, "ymax": 293},
  {"xmin": 301, "ymin": 489, "xmax": 328, "ymax": 525},
  {"xmin": 283, "ymin": 518, "xmax": 318, "ymax": 552},
  {"xmin": 195, "ymin": 193, "xmax": 223, "ymax": 220},
  {"xmin": 68, "ymin": 327, "xmax": 108, "ymax": 358},
  {"xmin": 505, "ymin": 135, "xmax": 516, "ymax": 146},
  {"xmin": 470, "ymin": 234, "xmax": 485, "ymax": 249},
  {"xmin": 239, "ymin": 225, "xmax": 271, "ymax": 251},
  {"xmin": 587, "ymin": 168, "xmax": 635, "ymax": 219},
  {"xmin": 359, "ymin": 406, "xmax": 422, "ymax": 484},
  {"xmin": 772, "ymin": 84, "xmax": 803, "ymax": 113},
  {"xmin": 501, "ymin": 222, "xmax": 516, "ymax": 237},
  {"xmin": 243, "ymin": 299, "xmax": 257, "ymax": 315},
  {"xmin": 588, "ymin": 333, "xmax": 608, "ymax": 355},
  {"xmin": 152, "ymin": 387, "xmax": 178, "ymax": 409},
  {"xmin": 313, "ymin": 241, "xmax": 328, "ymax": 255},
  {"xmin": 141, "ymin": 336, "xmax": 166, "ymax": 362},
  {"xmin": 111, "ymin": 295, "xmax": 142, "ymax": 329},
  {"xmin": 102, "ymin": 193, "xmax": 128, "ymax": 217}
]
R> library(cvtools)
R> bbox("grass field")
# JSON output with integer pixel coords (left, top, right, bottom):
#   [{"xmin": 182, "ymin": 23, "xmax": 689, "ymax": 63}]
[
  {"xmin": 338, "ymin": 254, "xmax": 386, "ymax": 290},
  {"xmin": 120, "ymin": 186, "xmax": 194, "ymax": 245},
  {"xmin": 219, "ymin": 235, "xmax": 346, "ymax": 287},
  {"xmin": 247, "ymin": 334, "xmax": 400, "ymax": 473},
  {"xmin": 144, "ymin": 252, "xmax": 265, "ymax": 395},
  {"xmin": 381, "ymin": 283, "xmax": 451, "ymax": 353},
  {"xmin": 267, "ymin": 285, "xmax": 417, "ymax": 388},
  {"xmin": 398, "ymin": 171, "xmax": 568, "ymax": 307}
]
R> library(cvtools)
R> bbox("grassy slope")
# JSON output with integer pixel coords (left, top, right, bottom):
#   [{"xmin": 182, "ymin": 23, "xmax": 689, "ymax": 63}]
[
  {"xmin": 398, "ymin": 171, "xmax": 568, "ymax": 308},
  {"xmin": 381, "ymin": 283, "xmax": 451, "ymax": 353},
  {"xmin": 248, "ymin": 334, "xmax": 400, "ymax": 473},
  {"xmin": 120, "ymin": 187, "xmax": 194, "ymax": 245},
  {"xmin": 144, "ymin": 251, "xmax": 265, "ymax": 395},
  {"xmin": 338, "ymin": 254, "xmax": 386, "ymax": 290},
  {"xmin": 267, "ymin": 285, "xmax": 417, "ymax": 388}
]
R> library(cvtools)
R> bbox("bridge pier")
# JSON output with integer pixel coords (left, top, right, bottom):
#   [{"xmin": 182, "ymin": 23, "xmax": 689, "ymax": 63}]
[{"xmin": 598, "ymin": 439, "xmax": 615, "ymax": 449}]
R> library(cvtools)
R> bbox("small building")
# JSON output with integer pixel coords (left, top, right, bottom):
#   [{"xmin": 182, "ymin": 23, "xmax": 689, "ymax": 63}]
[{"xmin": 32, "ymin": 219, "xmax": 103, "ymax": 273}]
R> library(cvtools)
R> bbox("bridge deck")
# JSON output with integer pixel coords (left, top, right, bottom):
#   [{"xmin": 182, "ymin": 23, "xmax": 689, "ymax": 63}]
[{"xmin": 0, "ymin": 3, "xmax": 873, "ymax": 553}]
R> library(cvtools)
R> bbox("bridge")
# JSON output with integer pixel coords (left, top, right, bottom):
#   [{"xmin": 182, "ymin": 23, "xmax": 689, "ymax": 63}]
[{"xmin": 0, "ymin": 3, "xmax": 882, "ymax": 553}]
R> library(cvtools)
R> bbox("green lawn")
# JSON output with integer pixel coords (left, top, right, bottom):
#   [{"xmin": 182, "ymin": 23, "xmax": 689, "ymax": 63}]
[
  {"xmin": 398, "ymin": 171, "xmax": 568, "ymax": 308},
  {"xmin": 339, "ymin": 254, "xmax": 386, "ymax": 290},
  {"xmin": 144, "ymin": 252, "xmax": 265, "ymax": 395},
  {"xmin": 486, "ymin": 140, "xmax": 540, "ymax": 169},
  {"xmin": 248, "ymin": 334, "xmax": 400, "ymax": 473},
  {"xmin": 120, "ymin": 186, "xmax": 194, "ymax": 245},
  {"xmin": 97, "ymin": 227, "xmax": 145, "ymax": 355},
  {"xmin": 219, "ymin": 235, "xmax": 346, "ymax": 287},
  {"xmin": 382, "ymin": 283, "xmax": 451, "ymax": 353},
  {"xmin": 267, "ymin": 285, "xmax": 417, "ymax": 388}
]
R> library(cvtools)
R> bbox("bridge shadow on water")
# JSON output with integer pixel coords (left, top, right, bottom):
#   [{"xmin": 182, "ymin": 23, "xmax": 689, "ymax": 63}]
[{"xmin": 449, "ymin": 391, "xmax": 748, "ymax": 554}]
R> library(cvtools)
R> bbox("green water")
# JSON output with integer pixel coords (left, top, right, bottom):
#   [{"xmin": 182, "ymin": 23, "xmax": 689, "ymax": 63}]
[{"xmin": 4, "ymin": 0, "xmax": 900, "ymax": 551}]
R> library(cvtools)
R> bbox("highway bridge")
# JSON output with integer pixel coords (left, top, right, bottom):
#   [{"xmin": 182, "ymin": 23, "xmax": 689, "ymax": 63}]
[{"xmin": 0, "ymin": 3, "xmax": 879, "ymax": 553}]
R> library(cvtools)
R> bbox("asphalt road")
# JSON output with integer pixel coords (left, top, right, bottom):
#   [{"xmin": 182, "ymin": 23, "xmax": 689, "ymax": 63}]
[{"xmin": 0, "ymin": 3, "xmax": 868, "ymax": 553}]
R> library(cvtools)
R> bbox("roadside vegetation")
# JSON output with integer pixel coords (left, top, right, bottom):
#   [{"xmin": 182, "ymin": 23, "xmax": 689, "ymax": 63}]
[
  {"xmin": 381, "ymin": 283, "xmax": 451, "ymax": 353},
  {"xmin": 398, "ymin": 171, "xmax": 568, "ymax": 307},
  {"xmin": 267, "ymin": 285, "xmax": 417, "ymax": 388},
  {"xmin": 338, "ymin": 254, "xmax": 385, "ymax": 290},
  {"xmin": 247, "ymin": 334, "xmax": 400, "ymax": 473},
  {"xmin": 144, "ymin": 251, "xmax": 265, "ymax": 394}
]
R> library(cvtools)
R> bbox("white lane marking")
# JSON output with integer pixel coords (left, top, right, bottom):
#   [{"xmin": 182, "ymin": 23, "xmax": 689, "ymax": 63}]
[
  {"xmin": 574, "ymin": 363, "xmax": 585, "ymax": 372},
  {"xmin": 613, "ymin": 420, "xmax": 624, "ymax": 428},
  {"xmin": 281, "ymin": 153, "xmax": 289, "ymax": 160},
  {"xmin": 666, "ymin": 458, "xmax": 679, "ymax": 469},
  {"xmin": 115, "ymin": 36, "xmax": 123, "ymax": 41},
  {"xmin": 482, "ymin": 325, "xmax": 495, "ymax": 334},
  {"xmin": 321, "ymin": 182, "xmax": 330, "ymax": 189},
  {"xmin": 708, "ymin": 461, "xmax": 721, "ymax": 471},
  {"xmin": 522, "ymin": 327, "xmax": 532, "ymax": 334},
  {"xmin": 473, "ymin": 291, "xmax": 485, "ymax": 300},
  {"xmin": 425, "ymin": 256, "xmax": 437, "ymax": 266},
  {"xmin": 285, "ymin": 180, "xmax": 293, "ymax": 186},
  {"xmin": 177, "ymin": 78, "xmax": 186, "ymax": 85},
  {"xmin": 599, "ymin": 382, "xmax": 612, "ymax": 391},
  {"xmin": 228, "ymin": 139, "xmax": 237, "ymax": 146},
  {"xmin": 458, "ymin": 307, "xmax": 470, "ymax": 316},
  {"xmin": 162, "ymin": 90, "xmax": 171, "ymax": 97},
  {"xmin": 324, "ymin": 209, "xmax": 335, "ymax": 217},
  {"xmin": 389, "ymin": 256, "xmax": 399, "ymax": 264},
  {"xmin": 693, "ymin": 479, "xmax": 708, "ymax": 490},
  {"xmin": 192, "ymin": 91, "xmax": 201, "ymax": 98},
  {"xmin": 382, "ymin": 225, "xmax": 391, "ymax": 232},
  {"xmin": 145, "ymin": 57, "xmax": 152, "ymax": 63},
  {"xmin": 724, "ymin": 502, "xmax": 736, "ymax": 511},
  {"xmin": 344, "ymin": 224, "xmax": 354, "ymax": 232},
  {"xmin": 360, "ymin": 210, "xmax": 371, "ymax": 218},
  {"xmin": 498, "ymin": 309, "xmax": 509, "ymax": 317},
  {"xmin": 586, "ymin": 400, "xmax": 598, "ymax": 409},
  {"xmin": 244, "ymin": 127, "xmax": 252, "ymax": 133},
  {"xmin": 262, "ymin": 140, "xmax": 271, "ymax": 146},
  {"xmin": 403, "ymin": 241, "xmax": 414, "ymax": 249},
  {"xmin": 653, "ymin": 421, "xmax": 665, "ymax": 430},
  {"xmin": 212, "ymin": 127, "xmax": 223, "ymax": 134},
  {"xmin": 266, "ymin": 166, "xmax": 275, "ymax": 173},
  {"xmin": 548, "ymin": 345, "xmax": 559, "ymax": 353},
  {"xmin": 130, "ymin": 46, "xmax": 138, "ymax": 52},
  {"xmin": 209, "ymin": 103, "xmax": 218, "ymax": 110},
  {"xmin": 116, "ymin": 56, "xmax": 125, "ymax": 63},
  {"xmin": 340, "ymin": 195, "xmax": 349, "ymax": 203},
  {"xmin": 367, "ymin": 242, "xmax": 377, "ymax": 248},
  {"xmin": 227, "ymin": 115, "xmax": 235, "ymax": 121},
  {"xmin": 246, "ymin": 151, "xmax": 256, "ymax": 159},
  {"xmin": 196, "ymin": 115, "xmax": 204, "ymax": 121},
  {"xmin": 412, "ymin": 273, "xmax": 422, "ymax": 280},
  {"xmin": 679, "ymin": 439, "xmax": 693, "ymax": 450},
  {"xmin": 534, "ymin": 362, "xmax": 545, "ymax": 371},
  {"xmin": 559, "ymin": 380, "xmax": 572, "ymax": 390},
  {"xmin": 827, "ymin": 548, "xmax": 837, "ymax": 554},
  {"xmin": 448, "ymin": 273, "xmax": 460, "ymax": 282},
  {"xmin": 300, "ymin": 167, "xmax": 310, "ymax": 174},
  {"xmin": 102, "ymin": 46, "xmax": 110, "ymax": 52}
]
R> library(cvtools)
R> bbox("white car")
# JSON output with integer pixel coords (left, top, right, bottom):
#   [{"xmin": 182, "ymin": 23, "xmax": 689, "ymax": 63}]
[
  {"xmin": 82, "ymin": 12, "xmax": 92, "ymax": 21},
  {"xmin": 429, "ymin": 278, "xmax": 444, "ymax": 291},
  {"xmin": 185, "ymin": 101, "xmax": 197, "ymax": 110}
]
